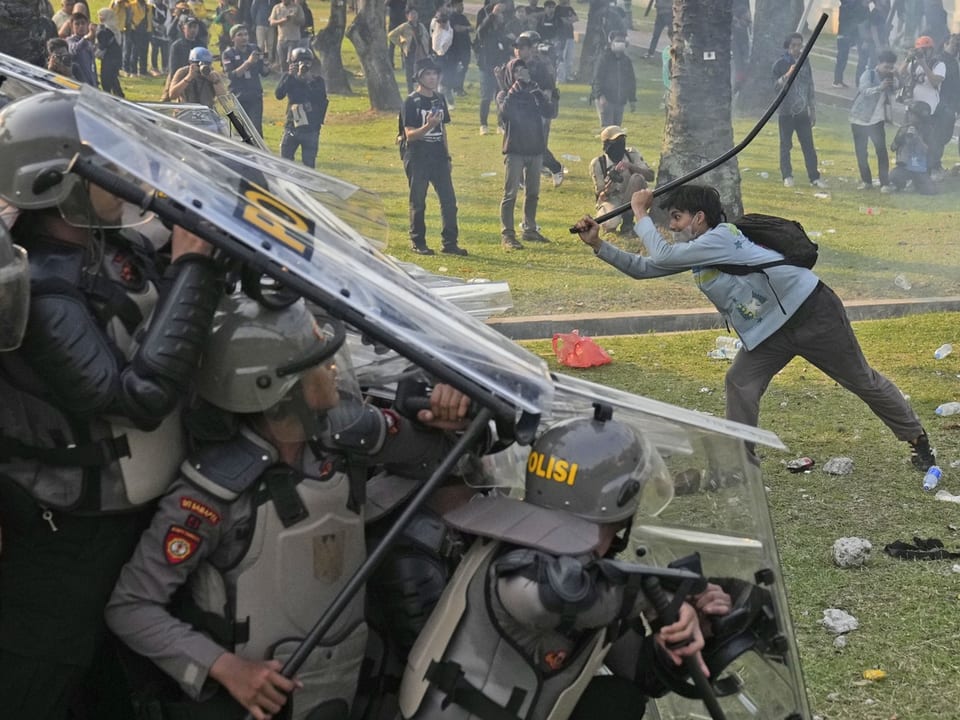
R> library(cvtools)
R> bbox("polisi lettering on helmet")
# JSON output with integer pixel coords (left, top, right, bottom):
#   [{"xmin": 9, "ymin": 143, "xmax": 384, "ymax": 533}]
[{"xmin": 526, "ymin": 449, "xmax": 578, "ymax": 485}]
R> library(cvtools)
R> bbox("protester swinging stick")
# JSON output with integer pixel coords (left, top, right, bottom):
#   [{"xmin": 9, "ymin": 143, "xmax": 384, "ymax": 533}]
[{"xmin": 569, "ymin": 13, "xmax": 829, "ymax": 234}]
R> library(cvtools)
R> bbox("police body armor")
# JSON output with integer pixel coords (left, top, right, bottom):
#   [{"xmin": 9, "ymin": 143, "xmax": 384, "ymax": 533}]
[
  {"xmin": 399, "ymin": 540, "xmax": 612, "ymax": 720},
  {"xmin": 0, "ymin": 232, "xmax": 185, "ymax": 512},
  {"xmin": 182, "ymin": 430, "xmax": 368, "ymax": 720}
]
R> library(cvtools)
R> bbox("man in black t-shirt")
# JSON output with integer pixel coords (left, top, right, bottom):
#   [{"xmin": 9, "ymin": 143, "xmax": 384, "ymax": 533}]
[{"xmin": 402, "ymin": 58, "xmax": 467, "ymax": 257}]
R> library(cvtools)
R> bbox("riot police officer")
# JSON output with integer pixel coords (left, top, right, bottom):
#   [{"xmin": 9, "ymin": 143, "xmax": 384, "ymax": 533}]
[
  {"xmin": 106, "ymin": 293, "xmax": 475, "ymax": 720},
  {"xmin": 398, "ymin": 410, "xmax": 730, "ymax": 720},
  {"xmin": 0, "ymin": 91, "xmax": 222, "ymax": 718}
]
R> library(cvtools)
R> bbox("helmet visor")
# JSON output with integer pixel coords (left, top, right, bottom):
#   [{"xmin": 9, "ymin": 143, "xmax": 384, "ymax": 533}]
[{"xmin": 59, "ymin": 167, "xmax": 157, "ymax": 230}]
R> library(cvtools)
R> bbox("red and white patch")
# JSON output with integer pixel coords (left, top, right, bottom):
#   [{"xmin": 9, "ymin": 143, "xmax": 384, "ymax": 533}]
[
  {"xmin": 382, "ymin": 409, "xmax": 401, "ymax": 436},
  {"xmin": 164, "ymin": 525, "xmax": 202, "ymax": 565},
  {"xmin": 543, "ymin": 650, "xmax": 567, "ymax": 671}
]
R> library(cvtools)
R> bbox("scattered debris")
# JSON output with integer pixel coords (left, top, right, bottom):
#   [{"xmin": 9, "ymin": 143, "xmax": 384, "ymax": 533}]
[
  {"xmin": 823, "ymin": 457, "xmax": 854, "ymax": 475},
  {"xmin": 834, "ymin": 634, "xmax": 848, "ymax": 649},
  {"xmin": 935, "ymin": 489, "xmax": 960, "ymax": 504},
  {"xmin": 833, "ymin": 537, "xmax": 872, "ymax": 568},
  {"xmin": 822, "ymin": 608, "xmax": 859, "ymax": 635},
  {"xmin": 862, "ymin": 669, "xmax": 887, "ymax": 682}
]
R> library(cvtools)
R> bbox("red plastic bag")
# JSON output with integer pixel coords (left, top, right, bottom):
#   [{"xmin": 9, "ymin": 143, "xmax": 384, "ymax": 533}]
[{"xmin": 552, "ymin": 330, "xmax": 612, "ymax": 368}]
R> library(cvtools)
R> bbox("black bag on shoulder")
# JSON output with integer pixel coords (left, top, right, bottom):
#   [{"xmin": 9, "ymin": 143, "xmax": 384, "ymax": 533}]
[{"xmin": 713, "ymin": 213, "xmax": 819, "ymax": 275}]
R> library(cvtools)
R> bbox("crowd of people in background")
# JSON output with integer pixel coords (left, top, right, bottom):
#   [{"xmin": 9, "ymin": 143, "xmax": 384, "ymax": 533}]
[{"xmin": 26, "ymin": 0, "xmax": 960, "ymax": 241}]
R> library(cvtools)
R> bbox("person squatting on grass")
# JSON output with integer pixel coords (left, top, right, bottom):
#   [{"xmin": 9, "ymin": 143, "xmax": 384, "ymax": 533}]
[{"xmin": 575, "ymin": 185, "xmax": 937, "ymax": 470}]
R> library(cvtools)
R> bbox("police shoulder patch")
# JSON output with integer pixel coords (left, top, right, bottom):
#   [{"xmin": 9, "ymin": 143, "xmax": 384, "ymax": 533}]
[{"xmin": 164, "ymin": 525, "xmax": 203, "ymax": 565}]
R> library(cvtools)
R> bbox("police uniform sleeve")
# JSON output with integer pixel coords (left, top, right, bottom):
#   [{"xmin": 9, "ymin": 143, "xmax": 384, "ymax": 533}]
[{"xmin": 105, "ymin": 477, "xmax": 230, "ymax": 699}]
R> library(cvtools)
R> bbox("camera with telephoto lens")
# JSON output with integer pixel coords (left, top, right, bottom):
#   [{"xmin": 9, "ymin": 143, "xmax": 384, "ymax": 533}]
[{"xmin": 199, "ymin": 62, "xmax": 212, "ymax": 76}]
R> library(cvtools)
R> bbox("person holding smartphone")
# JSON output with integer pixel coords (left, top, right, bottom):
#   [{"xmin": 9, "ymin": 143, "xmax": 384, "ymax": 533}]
[{"xmin": 222, "ymin": 23, "xmax": 269, "ymax": 135}]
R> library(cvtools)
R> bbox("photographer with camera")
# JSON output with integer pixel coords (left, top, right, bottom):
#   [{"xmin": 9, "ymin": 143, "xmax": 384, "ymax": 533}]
[
  {"xmin": 276, "ymin": 47, "xmax": 328, "ymax": 168},
  {"xmin": 849, "ymin": 49, "xmax": 898, "ymax": 192},
  {"xmin": 897, "ymin": 35, "xmax": 945, "ymax": 178},
  {"xmin": 168, "ymin": 45, "xmax": 228, "ymax": 108},
  {"xmin": 222, "ymin": 23, "xmax": 268, "ymax": 135},
  {"xmin": 497, "ymin": 56, "xmax": 555, "ymax": 249},
  {"xmin": 589, "ymin": 125, "xmax": 654, "ymax": 236}
]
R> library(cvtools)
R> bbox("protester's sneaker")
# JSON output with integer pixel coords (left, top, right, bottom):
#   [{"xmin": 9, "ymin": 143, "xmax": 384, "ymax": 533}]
[
  {"xmin": 909, "ymin": 431, "xmax": 936, "ymax": 471},
  {"xmin": 521, "ymin": 229, "xmax": 550, "ymax": 243},
  {"xmin": 441, "ymin": 245, "xmax": 468, "ymax": 256},
  {"xmin": 811, "ymin": 178, "xmax": 828, "ymax": 189},
  {"xmin": 479, "ymin": 125, "xmax": 489, "ymax": 135},
  {"xmin": 553, "ymin": 171, "xmax": 564, "ymax": 187},
  {"xmin": 783, "ymin": 176, "xmax": 794, "ymax": 188},
  {"xmin": 410, "ymin": 245, "xmax": 435, "ymax": 256},
  {"xmin": 880, "ymin": 184, "xmax": 895, "ymax": 194},
  {"xmin": 856, "ymin": 181, "xmax": 870, "ymax": 190},
  {"xmin": 502, "ymin": 235, "xmax": 524, "ymax": 250},
  {"xmin": 931, "ymin": 169, "xmax": 945, "ymax": 182},
  {"xmin": 831, "ymin": 81, "xmax": 849, "ymax": 89}
]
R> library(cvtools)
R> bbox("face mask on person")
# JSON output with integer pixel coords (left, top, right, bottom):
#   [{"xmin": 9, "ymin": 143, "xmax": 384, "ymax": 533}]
[
  {"xmin": 610, "ymin": 41, "xmax": 627, "ymax": 53},
  {"xmin": 673, "ymin": 226, "xmax": 696, "ymax": 243},
  {"xmin": 603, "ymin": 137, "xmax": 627, "ymax": 163}
]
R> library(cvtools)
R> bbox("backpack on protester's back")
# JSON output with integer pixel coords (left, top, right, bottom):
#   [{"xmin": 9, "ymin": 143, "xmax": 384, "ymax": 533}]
[{"xmin": 713, "ymin": 213, "xmax": 819, "ymax": 275}]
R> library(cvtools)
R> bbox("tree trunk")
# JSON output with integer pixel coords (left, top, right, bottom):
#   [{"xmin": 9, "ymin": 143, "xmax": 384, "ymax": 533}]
[
  {"xmin": 736, "ymin": 0, "xmax": 797, "ymax": 115},
  {"xmin": 0, "ymin": 0, "xmax": 51, "ymax": 66},
  {"xmin": 577, "ymin": 0, "xmax": 608, "ymax": 83},
  {"xmin": 346, "ymin": 0, "xmax": 402, "ymax": 111},
  {"xmin": 657, "ymin": 0, "xmax": 742, "ymax": 222},
  {"xmin": 314, "ymin": 0, "xmax": 353, "ymax": 94}
]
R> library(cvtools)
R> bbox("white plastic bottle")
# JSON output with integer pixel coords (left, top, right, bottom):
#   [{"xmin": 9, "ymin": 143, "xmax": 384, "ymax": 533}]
[
  {"xmin": 934, "ymin": 343, "xmax": 953, "ymax": 360},
  {"xmin": 715, "ymin": 336, "xmax": 743, "ymax": 352},
  {"xmin": 935, "ymin": 402, "xmax": 960, "ymax": 416},
  {"xmin": 922, "ymin": 466, "xmax": 942, "ymax": 492}
]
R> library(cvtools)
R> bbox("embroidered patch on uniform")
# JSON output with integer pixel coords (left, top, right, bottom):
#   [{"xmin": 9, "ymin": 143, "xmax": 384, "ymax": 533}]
[
  {"xmin": 180, "ymin": 496, "xmax": 221, "ymax": 525},
  {"xmin": 544, "ymin": 650, "xmax": 568, "ymax": 670},
  {"xmin": 382, "ymin": 409, "xmax": 401, "ymax": 436},
  {"xmin": 164, "ymin": 525, "xmax": 202, "ymax": 565},
  {"xmin": 312, "ymin": 531, "xmax": 345, "ymax": 581},
  {"xmin": 185, "ymin": 514, "xmax": 202, "ymax": 530}
]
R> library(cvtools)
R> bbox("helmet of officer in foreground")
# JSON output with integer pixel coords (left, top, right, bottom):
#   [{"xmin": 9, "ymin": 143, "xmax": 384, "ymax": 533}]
[
  {"xmin": 0, "ymin": 91, "xmax": 86, "ymax": 212},
  {"xmin": 0, "ymin": 91, "xmax": 154, "ymax": 229},
  {"xmin": 524, "ymin": 411, "xmax": 646, "ymax": 525},
  {"xmin": 195, "ymin": 293, "xmax": 352, "ymax": 416}
]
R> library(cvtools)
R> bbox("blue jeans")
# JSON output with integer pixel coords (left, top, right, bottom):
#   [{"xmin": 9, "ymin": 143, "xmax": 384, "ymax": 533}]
[{"xmin": 851, "ymin": 121, "xmax": 888, "ymax": 185}]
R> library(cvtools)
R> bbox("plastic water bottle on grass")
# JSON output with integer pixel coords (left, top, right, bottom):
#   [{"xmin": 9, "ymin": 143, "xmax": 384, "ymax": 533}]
[
  {"xmin": 935, "ymin": 402, "xmax": 960, "ymax": 416},
  {"xmin": 934, "ymin": 343, "xmax": 953, "ymax": 359},
  {"xmin": 923, "ymin": 466, "xmax": 942, "ymax": 492}
]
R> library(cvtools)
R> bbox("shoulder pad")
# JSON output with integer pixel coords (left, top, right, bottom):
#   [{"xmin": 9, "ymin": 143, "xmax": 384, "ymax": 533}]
[{"xmin": 181, "ymin": 427, "xmax": 277, "ymax": 501}]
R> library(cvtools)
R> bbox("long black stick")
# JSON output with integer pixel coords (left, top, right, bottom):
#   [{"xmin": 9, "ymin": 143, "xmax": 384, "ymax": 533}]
[
  {"xmin": 642, "ymin": 576, "xmax": 727, "ymax": 720},
  {"xmin": 242, "ymin": 408, "xmax": 494, "ymax": 720},
  {"xmin": 569, "ymin": 12, "xmax": 829, "ymax": 233}
]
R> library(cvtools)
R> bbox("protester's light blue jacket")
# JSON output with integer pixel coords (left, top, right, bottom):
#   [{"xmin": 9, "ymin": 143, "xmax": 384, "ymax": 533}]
[{"xmin": 595, "ymin": 216, "xmax": 820, "ymax": 350}]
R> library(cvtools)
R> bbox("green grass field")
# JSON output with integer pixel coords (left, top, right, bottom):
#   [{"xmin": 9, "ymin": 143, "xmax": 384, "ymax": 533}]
[{"xmin": 103, "ymin": 6, "xmax": 960, "ymax": 718}]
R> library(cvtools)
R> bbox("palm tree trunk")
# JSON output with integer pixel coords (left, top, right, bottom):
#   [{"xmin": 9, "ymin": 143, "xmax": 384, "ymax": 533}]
[
  {"xmin": 346, "ymin": 0, "xmax": 402, "ymax": 111},
  {"xmin": 658, "ymin": 0, "xmax": 743, "ymax": 220},
  {"xmin": 0, "ymin": 0, "xmax": 52, "ymax": 66},
  {"xmin": 314, "ymin": 0, "xmax": 353, "ymax": 94},
  {"xmin": 736, "ymin": 0, "xmax": 799, "ymax": 115}
]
